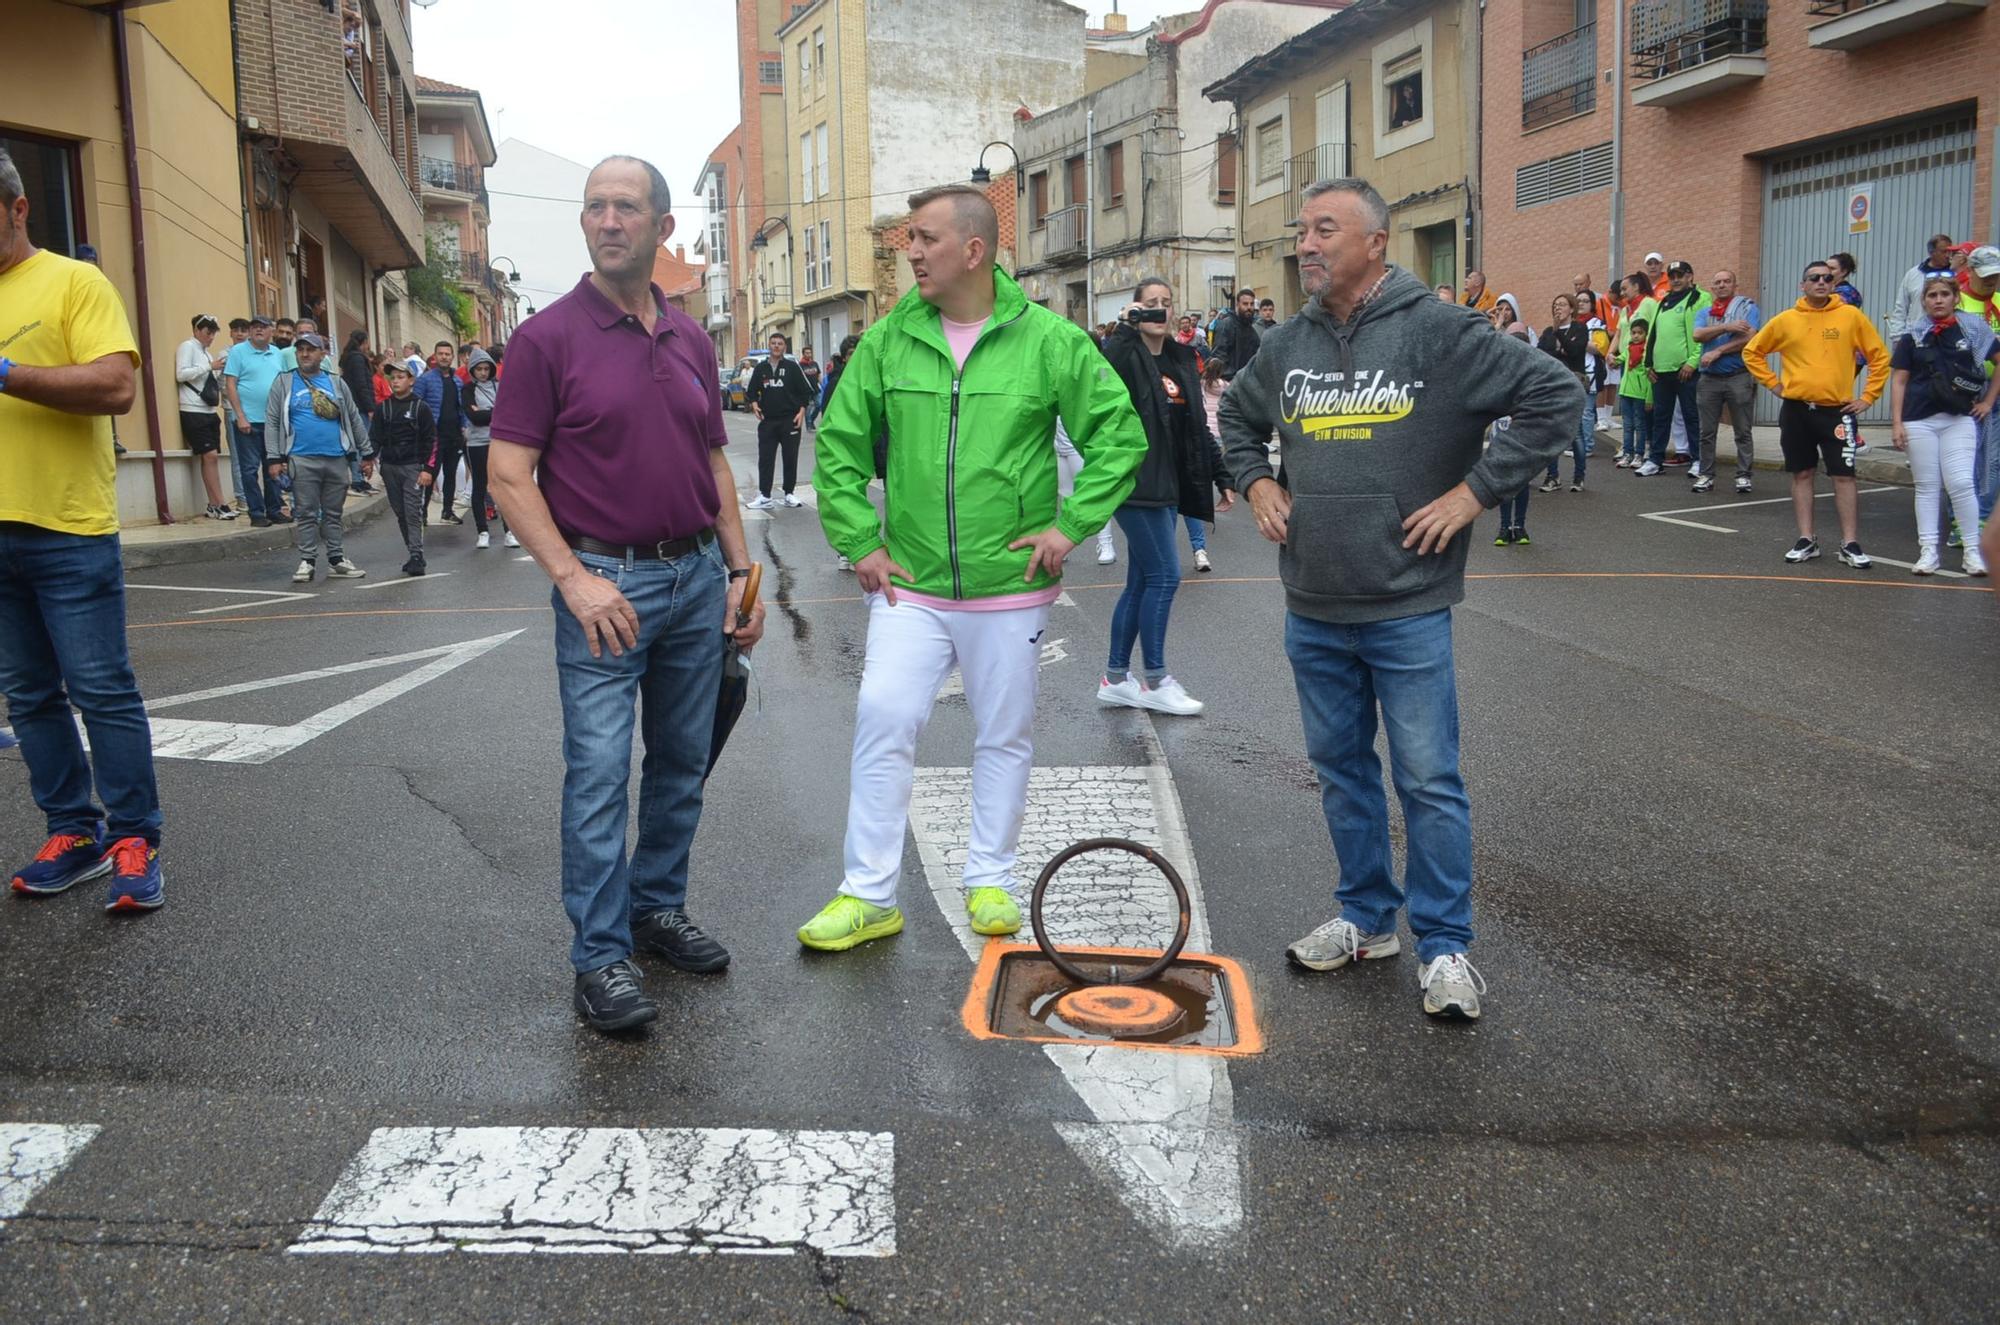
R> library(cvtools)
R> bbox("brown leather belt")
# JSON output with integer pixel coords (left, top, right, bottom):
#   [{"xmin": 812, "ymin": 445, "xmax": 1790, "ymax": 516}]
[{"xmin": 564, "ymin": 528, "xmax": 714, "ymax": 561}]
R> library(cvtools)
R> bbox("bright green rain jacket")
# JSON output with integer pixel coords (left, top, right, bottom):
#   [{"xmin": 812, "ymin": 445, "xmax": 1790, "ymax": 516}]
[{"xmin": 815, "ymin": 269, "xmax": 1146, "ymax": 601}]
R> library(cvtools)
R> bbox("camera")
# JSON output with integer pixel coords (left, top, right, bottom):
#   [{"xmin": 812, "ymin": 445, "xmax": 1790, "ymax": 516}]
[{"xmin": 1127, "ymin": 307, "xmax": 1169, "ymax": 325}]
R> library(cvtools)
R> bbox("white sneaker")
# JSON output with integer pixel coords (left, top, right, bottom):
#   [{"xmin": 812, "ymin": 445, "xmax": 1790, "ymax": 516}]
[
  {"xmin": 327, "ymin": 558, "xmax": 366, "ymax": 579},
  {"xmin": 782, "ymin": 492, "xmax": 804, "ymax": 508},
  {"xmin": 1193, "ymin": 549, "xmax": 1212, "ymax": 573},
  {"xmin": 1134, "ymin": 675, "xmax": 1203, "ymax": 716},
  {"xmin": 475, "ymin": 531, "xmax": 491, "ymax": 549},
  {"xmin": 1966, "ymin": 548, "xmax": 1990, "ymax": 577},
  {"xmin": 1735, "ymin": 476, "xmax": 1754, "ymax": 494},
  {"xmin": 503, "ymin": 531, "xmax": 520, "ymax": 548},
  {"xmin": 1635, "ymin": 460, "xmax": 1661, "ymax": 477},
  {"xmin": 745, "ymin": 494, "xmax": 777, "ymax": 511},
  {"xmin": 1096, "ymin": 536, "xmax": 1116, "ymax": 565},
  {"xmin": 1097, "ymin": 673, "xmax": 1143, "ymax": 708},
  {"xmin": 1913, "ymin": 547, "xmax": 1941, "ymax": 576},
  {"xmin": 1286, "ymin": 917, "xmax": 1399, "ymax": 971},
  {"xmin": 836, "ymin": 555, "xmax": 853, "ymax": 572},
  {"xmin": 292, "ymin": 559, "xmax": 314, "ymax": 584},
  {"xmin": 1418, "ymin": 952, "xmax": 1485, "ymax": 1020}
]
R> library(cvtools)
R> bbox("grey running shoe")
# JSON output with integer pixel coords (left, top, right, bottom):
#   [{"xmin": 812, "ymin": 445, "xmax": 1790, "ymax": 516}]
[
  {"xmin": 1287, "ymin": 917, "xmax": 1399, "ymax": 972},
  {"xmin": 1418, "ymin": 953, "xmax": 1486, "ymax": 1020}
]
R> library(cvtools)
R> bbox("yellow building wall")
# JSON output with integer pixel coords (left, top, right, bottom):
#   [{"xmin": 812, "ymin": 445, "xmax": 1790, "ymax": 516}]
[{"xmin": 1, "ymin": 0, "xmax": 246, "ymax": 483}]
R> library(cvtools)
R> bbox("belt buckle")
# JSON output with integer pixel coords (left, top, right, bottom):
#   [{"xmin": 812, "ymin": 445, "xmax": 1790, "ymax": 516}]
[{"xmin": 654, "ymin": 539, "xmax": 675, "ymax": 561}]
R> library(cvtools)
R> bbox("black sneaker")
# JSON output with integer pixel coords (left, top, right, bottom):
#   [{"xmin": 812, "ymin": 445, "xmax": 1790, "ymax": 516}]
[
  {"xmin": 573, "ymin": 959, "xmax": 657, "ymax": 1032},
  {"xmin": 633, "ymin": 909, "xmax": 732, "ymax": 973},
  {"xmin": 1784, "ymin": 537, "xmax": 1820, "ymax": 563},
  {"xmin": 250, "ymin": 515, "xmax": 272, "ymax": 528},
  {"xmin": 442, "ymin": 512, "xmax": 464, "ymax": 525},
  {"xmin": 1838, "ymin": 540, "xmax": 1872, "ymax": 569}
]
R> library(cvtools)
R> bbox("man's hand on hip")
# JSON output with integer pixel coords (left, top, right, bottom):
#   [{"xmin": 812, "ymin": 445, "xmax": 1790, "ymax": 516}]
[
  {"xmin": 1008, "ymin": 527, "xmax": 1075, "ymax": 581},
  {"xmin": 1402, "ymin": 482, "xmax": 1485, "ymax": 555},
  {"xmin": 724, "ymin": 575, "xmax": 767, "ymax": 652},
  {"xmin": 556, "ymin": 565, "xmax": 641, "ymax": 659},
  {"xmin": 1246, "ymin": 477, "xmax": 1292, "ymax": 544},
  {"xmin": 854, "ymin": 548, "xmax": 913, "ymax": 606}
]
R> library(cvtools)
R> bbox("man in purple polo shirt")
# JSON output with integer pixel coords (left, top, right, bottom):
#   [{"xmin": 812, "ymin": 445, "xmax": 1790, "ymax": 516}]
[{"xmin": 489, "ymin": 154, "xmax": 766, "ymax": 1034}]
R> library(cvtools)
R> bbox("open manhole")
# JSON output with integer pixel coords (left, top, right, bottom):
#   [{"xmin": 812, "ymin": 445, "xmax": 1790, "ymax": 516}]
[{"xmin": 960, "ymin": 837, "xmax": 1262, "ymax": 1056}]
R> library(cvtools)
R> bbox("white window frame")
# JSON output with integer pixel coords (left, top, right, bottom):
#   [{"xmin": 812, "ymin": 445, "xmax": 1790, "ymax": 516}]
[
  {"xmin": 797, "ymin": 39, "xmax": 810, "ymax": 96},
  {"xmin": 815, "ymin": 123, "xmax": 829, "ymax": 197},
  {"xmin": 1246, "ymin": 93, "xmax": 1290, "ymax": 206},
  {"xmin": 819, "ymin": 219, "xmax": 832, "ymax": 290},
  {"xmin": 800, "ymin": 131, "xmax": 815, "ymax": 203},
  {"xmin": 804, "ymin": 224, "xmax": 818, "ymax": 294},
  {"xmin": 1371, "ymin": 17, "xmax": 1435, "ymax": 160},
  {"xmin": 814, "ymin": 28, "xmax": 826, "ymax": 96}
]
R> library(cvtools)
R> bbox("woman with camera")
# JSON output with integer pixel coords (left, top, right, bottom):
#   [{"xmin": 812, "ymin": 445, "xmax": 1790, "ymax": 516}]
[{"xmin": 1094, "ymin": 278, "xmax": 1234, "ymax": 717}]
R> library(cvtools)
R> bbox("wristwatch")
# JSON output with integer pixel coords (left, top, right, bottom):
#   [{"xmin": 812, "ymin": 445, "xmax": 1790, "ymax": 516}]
[
  {"xmin": 0, "ymin": 358, "xmax": 12, "ymax": 393},
  {"xmin": 727, "ymin": 567, "xmax": 752, "ymax": 581}
]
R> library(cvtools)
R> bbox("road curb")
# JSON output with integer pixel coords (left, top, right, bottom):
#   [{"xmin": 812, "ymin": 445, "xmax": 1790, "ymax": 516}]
[{"xmin": 121, "ymin": 492, "xmax": 392, "ymax": 572}]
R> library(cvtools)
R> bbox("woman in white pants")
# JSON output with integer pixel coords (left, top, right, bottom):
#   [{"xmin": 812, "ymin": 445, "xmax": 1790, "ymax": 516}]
[
  {"xmin": 1889, "ymin": 276, "xmax": 1999, "ymax": 576},
  {"xmin": 1055, "ymin": 419, "xmax": 1116, "ymax": 564}
]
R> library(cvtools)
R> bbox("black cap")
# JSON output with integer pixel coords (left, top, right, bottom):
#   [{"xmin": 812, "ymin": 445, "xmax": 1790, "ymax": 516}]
[{"xmin": 250, "ymin": 314, "xmax": 276, "ymax": 327}]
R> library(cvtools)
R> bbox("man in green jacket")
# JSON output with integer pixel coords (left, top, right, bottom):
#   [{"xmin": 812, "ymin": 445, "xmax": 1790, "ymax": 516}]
[
  {"xmin": 1641, "ymin": 260, "xmax": 1710, "ymax": 475},
  {"xmin": 800, "ymin": 185, "xmax": 1147, "ymax": 952}
]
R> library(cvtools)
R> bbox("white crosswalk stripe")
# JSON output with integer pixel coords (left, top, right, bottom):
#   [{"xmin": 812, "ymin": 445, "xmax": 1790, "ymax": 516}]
[
  {"xmin": 291, "ymin": 1126, "xmax": 896, "ymax": 1257},
  {"xmin": 0, "ymin": 1123, "xmax": 99, "ymax": 1230}
]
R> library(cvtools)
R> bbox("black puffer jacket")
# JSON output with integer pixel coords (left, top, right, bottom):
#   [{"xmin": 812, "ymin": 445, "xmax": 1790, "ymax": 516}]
[{"xmin": 1098, "ymin": 323, "xmax": 1229, "ymax": 520}]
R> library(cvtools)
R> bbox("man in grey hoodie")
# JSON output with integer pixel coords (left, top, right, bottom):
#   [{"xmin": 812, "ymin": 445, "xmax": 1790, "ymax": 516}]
[{"xmin": 1220, "ymin": 178, "xmax": 1578, "ymax": 1021}]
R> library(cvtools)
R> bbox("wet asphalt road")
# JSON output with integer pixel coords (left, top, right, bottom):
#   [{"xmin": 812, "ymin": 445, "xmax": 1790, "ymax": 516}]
[{"xmin": 1, "ymin": 410, "xmax": 1996, "ymax": 1322}]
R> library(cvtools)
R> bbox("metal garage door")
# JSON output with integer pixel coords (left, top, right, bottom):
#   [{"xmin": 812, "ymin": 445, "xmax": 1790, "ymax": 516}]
[{"xmin": 1758, "ymin": 109, "xmax": 1976, "ymax": 424}]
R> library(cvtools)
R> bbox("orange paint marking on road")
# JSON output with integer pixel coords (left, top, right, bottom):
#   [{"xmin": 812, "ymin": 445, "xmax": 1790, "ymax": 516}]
[
  {"xmin": 960, "ymin": 942, "xmax": 1264, "ymax": 1058},
  {"xmin": 1053, "ymin": 985, "xmax": 1184, "ymax": 1036}
]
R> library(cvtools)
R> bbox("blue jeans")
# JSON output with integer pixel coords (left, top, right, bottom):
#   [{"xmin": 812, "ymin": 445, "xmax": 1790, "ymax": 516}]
[
  {"xmin": 1977, "ymin": 410, "xmax": 1998, "ymax": 524},
  {"xmin": 1649, "ymin": 373, "xmax": 1698, "ymax": 466},
  {"xmin": 231, "ymin": 420, "xmax": 284, "ymax": 519},
  {"xmin": 1497, "ymin": 486, "xmax": 1530, "ymax": 530},
  {"xmin": 1283, "ymin": 608, "xmax": 1473, "ymax": 961},
  {"xmin": 1546, "ymin": 391, "xmax": 1592, "ymax": 483},
  {"xmin": 0, "ymin": 526, "xmax": 162, "ymax": 847},
  {"xmin": 1184, "ymin": 516, "xmax": 1207, "ymax": 552},
  {"xmin": 1108, "ymin": 504, "xmax": 1182, "ymax": 678},
  {"xmin": 1620, "ymin": 395, "xmax": 1649, "ymax": 459},
  {"xmin": 553, "ymin": 540, "xmax": 727, "ymax": 973}
]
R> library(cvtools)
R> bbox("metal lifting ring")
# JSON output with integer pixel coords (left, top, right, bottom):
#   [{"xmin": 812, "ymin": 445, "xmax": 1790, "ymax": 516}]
[{"xmin": 1028, "ymin": 837, "xmax": 1192, "ymax": 986}]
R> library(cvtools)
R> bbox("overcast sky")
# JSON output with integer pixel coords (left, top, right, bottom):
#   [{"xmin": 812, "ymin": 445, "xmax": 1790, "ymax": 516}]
[{"xmin": 412, "ymin": 0, "xmax": 1203, "ymax": 243}]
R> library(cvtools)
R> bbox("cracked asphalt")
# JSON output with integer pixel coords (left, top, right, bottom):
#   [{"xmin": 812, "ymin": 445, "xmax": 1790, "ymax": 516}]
[{"xmin": 2, "ymin": 409, "xmax": 1996, "ymax": 1321}]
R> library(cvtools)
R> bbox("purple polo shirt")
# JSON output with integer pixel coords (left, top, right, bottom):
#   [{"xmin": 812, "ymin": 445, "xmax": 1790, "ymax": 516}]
[{"xmin": 490, "ymin": 274, "xmax": 725, "ymax": 545}]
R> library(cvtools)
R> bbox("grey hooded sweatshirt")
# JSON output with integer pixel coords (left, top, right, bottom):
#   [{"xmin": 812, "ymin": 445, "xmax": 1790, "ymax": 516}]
[{"xmin": 1220, "ymin": 266, "xmax": 1581, "ymax": 624}]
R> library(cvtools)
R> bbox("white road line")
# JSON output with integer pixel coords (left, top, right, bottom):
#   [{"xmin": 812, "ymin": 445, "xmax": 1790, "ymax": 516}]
[
  {"xmin": 0, "ymin": 1123, "xmax": 100, "ymax": 1230},
  {"xmin": 350, "ymin": 572, "xmax": 455, "ymax": 591},
  {"xmin": 1638, "ymin": 485, "xmax": 1899, "ymax": 534},
  {"xmin": 134, "ymin": 631, "xmax": 522, "ymax": 763},
  {"xmin": 1055, "ymin": 590, "xmax": 1078, "ymax": 608},
  {"xmin": 1864, "ymin": 555, "xmax": 1968, "ymax": 579},
  {"xmin": 124, "ymin": 583, "xmax": 316, "ymax": 614},
  {"xmin": 908, "ymin": 716, "xmax": 1242, "ymax": 1249},
  {"xmin": 291, "ymin": 1127, "xmax": 895, "ymax": 1257}
]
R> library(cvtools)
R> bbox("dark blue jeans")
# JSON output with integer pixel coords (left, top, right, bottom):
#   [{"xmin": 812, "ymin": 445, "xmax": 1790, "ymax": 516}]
[
  {"xmin": 1649, "ymin": 372, "xmax": 1699, "ymax": 466},
  {"xmin": 553, "ymin": 540, "xmax": 727, "ymax": 973},
  {"xmin": 0, "ymin": 525, "xmax": 162, "ymax": 847},
  {"xmin": 1108, "ymin": 504, "xmax": 1182, "ymax": 678},
  {"xmin": 230, "ymin": 419, "xmax": 283, "ymax": 519},
  {"xmin": 1497, "ymin": 486, "xmax": 1530, "ymax": 530},
  {"xmin": 1284, "ymin": 608, "xmax": 1473, "ymax": 961}
]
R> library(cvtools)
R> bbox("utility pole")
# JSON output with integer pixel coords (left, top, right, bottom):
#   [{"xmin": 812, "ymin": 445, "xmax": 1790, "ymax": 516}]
[
  {"xmin": 1608, "ymin": 4, "xmax": 1625, "ymax": 282},
  {"xmin": 1086, "ymin": 106, "xmax": 1096, "ymax": 325}
]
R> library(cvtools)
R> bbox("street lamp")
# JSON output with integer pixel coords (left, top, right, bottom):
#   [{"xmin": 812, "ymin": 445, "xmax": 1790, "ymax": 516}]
[
  {"xmin": 970, "ymin": 141, "xmax": 1021, "ymax": 188},
  {"xmin": 489, "ymin": 256, "xmax": 523, "ymax": 283}
]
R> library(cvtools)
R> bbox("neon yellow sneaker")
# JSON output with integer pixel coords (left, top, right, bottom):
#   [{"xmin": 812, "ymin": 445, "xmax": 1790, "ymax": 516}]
[
  {"xmin": 966, "ymin": 886, "xmax": 1022, "ymax": 936},
  {"xmin": 797, "ymin": 894, "xmax": 904, "ymax": 952}
]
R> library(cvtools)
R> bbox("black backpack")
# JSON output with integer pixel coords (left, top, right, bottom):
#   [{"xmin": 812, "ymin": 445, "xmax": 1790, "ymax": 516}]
[{"xmin": 1914, "ymin": 323, "xmax": 1987, "ymax": 415}]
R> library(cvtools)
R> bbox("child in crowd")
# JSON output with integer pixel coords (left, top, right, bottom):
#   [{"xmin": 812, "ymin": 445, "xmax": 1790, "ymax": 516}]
[{"xmin": 1616, "ymin": 316, "xmax": 1653, "ymax": 469}]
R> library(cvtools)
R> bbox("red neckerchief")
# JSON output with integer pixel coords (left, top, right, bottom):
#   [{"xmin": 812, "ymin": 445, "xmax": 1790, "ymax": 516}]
[{"xmin": 1929, "ymin": 316, "xmax": 1959, "ymax": 340}]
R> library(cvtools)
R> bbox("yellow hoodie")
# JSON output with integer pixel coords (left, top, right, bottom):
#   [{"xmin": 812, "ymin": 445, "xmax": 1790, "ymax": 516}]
[{"xmin": 1742, "ymin": 297, "xmax": 1890, "ymax": 408}]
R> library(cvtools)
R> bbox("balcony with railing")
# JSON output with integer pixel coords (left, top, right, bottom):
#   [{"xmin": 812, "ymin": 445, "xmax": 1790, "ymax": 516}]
[
  {"xmin": 1289, "ymin": 143, "xmax": 1349, "ymax": 216},
  {"xmin": 421, "ymin": 156, "xmax": 487, "ymax": 205},
  {"xmin": 1630, "ymin": 0, "xmax": 1768, "ymax": 106},
  {"xmin": 1523, "ymin": 23, "xmax": 1598, "ymax": 129},
  {"xmin": 1806, "ymin": 0, "xmax": 1987, "ymax": 49},
  {"xmin": 1036, "ymin": 205, "xmax": 1087, "ymax": 262}
]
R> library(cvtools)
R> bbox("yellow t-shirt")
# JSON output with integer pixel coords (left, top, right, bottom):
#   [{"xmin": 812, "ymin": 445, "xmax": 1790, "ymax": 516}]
[{"xmin": 0, "ymin": 250, "xmax": 141, "ymax": 535}]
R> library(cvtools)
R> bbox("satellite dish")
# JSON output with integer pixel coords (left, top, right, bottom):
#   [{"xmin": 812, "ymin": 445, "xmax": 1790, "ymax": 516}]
[{"xmin": 411, "ymin": 0, "xmax": 440, "ymax": 7}]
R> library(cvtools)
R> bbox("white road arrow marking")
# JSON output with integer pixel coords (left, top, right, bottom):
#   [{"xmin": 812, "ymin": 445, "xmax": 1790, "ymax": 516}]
[
  {"xmin": 1638, "ymin": 485, "xmax": 1899, "ymax": 535},
  {"xmin": 124, "ymin": 583, "xmax": 316, "ymax": 614},
  {"xmin": 292, "ymin": 1127, "xmax": 895, "ymax": 1257},
  {"xmin": 0, "ymin": 1123, "xmax": 100, "ymax": 1231},
  {"xmin": 135, "ymin": 631, "xmax": 523, "ymax": 764},
  {"xmin": 908, "ymin": 715, "xmax": 1242, "ymax": 1248}
]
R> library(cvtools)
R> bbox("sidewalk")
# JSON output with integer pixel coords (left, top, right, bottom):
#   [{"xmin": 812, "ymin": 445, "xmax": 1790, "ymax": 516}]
[
  {"xmin": 1600, "ymin": 421, "xmax": 1913, "ymax": 487},
  {"xmin": 120, "ymin": 491, "xmax": 392, "ymax": 572}
]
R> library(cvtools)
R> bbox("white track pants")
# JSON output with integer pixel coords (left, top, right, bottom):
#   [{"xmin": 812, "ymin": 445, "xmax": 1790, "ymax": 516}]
[{"xmin": 840, "ymin": 594, "xmax": 1051, "ymax": 906}]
